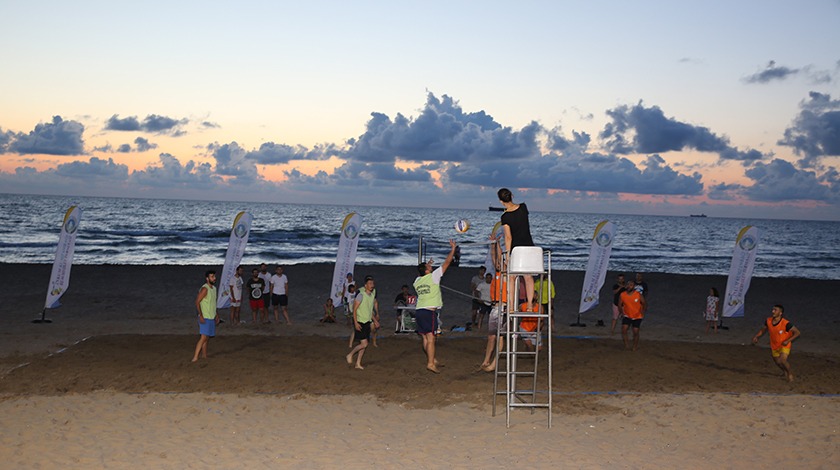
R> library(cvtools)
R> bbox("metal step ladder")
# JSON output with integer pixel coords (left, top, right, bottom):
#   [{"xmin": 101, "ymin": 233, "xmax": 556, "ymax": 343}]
[{"xmin": 491, "ymin": 247, "xmax": 552, "ymax": 428}]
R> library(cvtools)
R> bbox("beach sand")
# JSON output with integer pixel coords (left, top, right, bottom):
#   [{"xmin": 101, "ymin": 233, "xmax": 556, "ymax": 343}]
[{"xmin": 1, "ymin": 263, "xmax": 838, "ymax": 468}]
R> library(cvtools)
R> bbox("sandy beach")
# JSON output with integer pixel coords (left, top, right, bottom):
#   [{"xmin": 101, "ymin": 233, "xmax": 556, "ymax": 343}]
[{"xmin": 1, "ymin": 263, "xmax": 838, "ymax": 468}]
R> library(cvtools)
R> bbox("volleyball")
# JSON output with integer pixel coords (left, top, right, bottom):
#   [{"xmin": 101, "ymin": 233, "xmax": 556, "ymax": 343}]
[{"xmin": 454, "ymin": 219, "xmax": 470, "ymax": 233}]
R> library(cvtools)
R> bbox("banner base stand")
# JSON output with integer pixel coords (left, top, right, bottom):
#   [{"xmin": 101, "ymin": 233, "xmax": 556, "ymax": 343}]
[
  {"xmin": 569, "ymin": 313, "xmax": 586, "ymax": 327},
  {"xmin": 32, "ymin": 309, "xmax": 52, "ymax": 324}
]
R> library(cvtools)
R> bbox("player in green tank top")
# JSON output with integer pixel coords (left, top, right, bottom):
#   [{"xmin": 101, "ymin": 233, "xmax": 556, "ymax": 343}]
[
  {"xmin": 346, "ymin": 276, "xmax": 379, "ymax": 370},
  {"xmin": 192, "ymin": 270, "xmax": 220, "ymax": 363},
  {"xmin": 414, "ymin": 239, "xmax": 457, "ymax": 374}
]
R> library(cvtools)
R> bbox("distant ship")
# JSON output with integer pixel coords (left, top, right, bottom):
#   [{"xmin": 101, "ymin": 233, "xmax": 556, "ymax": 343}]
[
  {"xmin": 690, "ymin": 213, "xmax": 708, "ymax": 218},
  {"xmin": 489, "ymin": 206, "xmax": 504, "ymax": 212}
]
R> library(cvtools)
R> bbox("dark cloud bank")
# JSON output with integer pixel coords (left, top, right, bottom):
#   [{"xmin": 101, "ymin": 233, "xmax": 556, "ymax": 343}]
[{"xmin": 1, "ymin": 92, "xmax": 838, "ymax": 214}]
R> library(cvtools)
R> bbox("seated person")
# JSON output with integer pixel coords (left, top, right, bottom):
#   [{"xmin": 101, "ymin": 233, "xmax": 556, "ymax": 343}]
[
  {"xmin": 394, "ymin": 284, "xmax": 413, "ymax": 306},
  {"xmin": 518, "ymin": 299, "xmax": 542, "ymax": 351},
  {"xmin": 320, "ymin": 297, "xmax": 336, "ymax": 323}
]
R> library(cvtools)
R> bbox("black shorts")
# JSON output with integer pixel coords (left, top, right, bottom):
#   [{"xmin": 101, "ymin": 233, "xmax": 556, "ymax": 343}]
[
  {"xmin": 622, "ymin": 317, "xmax": 643, "ymax": 328},
  {"xmin": 262, "ymin": 293, "xmax": 271, "ymax": 307},
  {"xmin": 355, "ymin": 321, "xmax": 371, "ymax": 341},
  {"xmin": 272, "ymin": 294, "xmax": 288, "ymax": 306}
]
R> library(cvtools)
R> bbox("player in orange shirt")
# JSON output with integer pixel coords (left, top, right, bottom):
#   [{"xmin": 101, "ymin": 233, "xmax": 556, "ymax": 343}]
[
  {"xmin": 752, "ymin": 304, "xmax": 801, "ymax": 382},
  {"xmin": 619, "ymin": 278, "xmax": 647, "ymax": 351},
  {"xmin": 518, "ymin": 299, "xmax": 542, "ymax": 351}
]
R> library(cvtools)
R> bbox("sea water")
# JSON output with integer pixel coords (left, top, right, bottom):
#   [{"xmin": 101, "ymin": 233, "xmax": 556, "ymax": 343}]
[{"xmin": 1, "ymin": 193, "xmax": 838, "ymax": 280}]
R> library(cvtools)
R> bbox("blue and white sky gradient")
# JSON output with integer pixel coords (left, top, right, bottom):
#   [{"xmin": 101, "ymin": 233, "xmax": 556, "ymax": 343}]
[{"xmin": 1, "ymin": 0, "xmax": 839, "ymax": 220}]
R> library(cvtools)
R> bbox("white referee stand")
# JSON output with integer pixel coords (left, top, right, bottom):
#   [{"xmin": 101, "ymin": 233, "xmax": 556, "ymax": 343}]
[{"xmin": 491, "ymin": 246, "xmax": 553, "ymax": 428}]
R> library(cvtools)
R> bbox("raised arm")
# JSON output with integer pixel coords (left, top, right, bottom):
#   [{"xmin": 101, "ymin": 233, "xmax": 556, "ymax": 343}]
[
  {"xmin": 490, "ymin": 234, "xmax": 502, "ymax": 271},
  {"xmin": 440, "ymin": 239, "xmax": 458, "ymax": 274}
]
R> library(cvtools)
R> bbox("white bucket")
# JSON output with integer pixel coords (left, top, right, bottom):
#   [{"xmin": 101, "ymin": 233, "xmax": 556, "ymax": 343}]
[{"xmin": 509, "ymin": 246, "xmax": 543, "ymax": 273}]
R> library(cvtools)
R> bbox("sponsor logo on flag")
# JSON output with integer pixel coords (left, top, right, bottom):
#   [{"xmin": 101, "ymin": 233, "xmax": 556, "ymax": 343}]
[
  {"xmin": 579, "ymin": 220, "xmax": 615, "ymax": 314},
  {"xmin": 723, "ymin": 225, "xmax": 760, "ymax": 318},
  {"xmin": 217, "ymin": 211, "xmax": 252, "ymax": 309},
  {"xmin": 330, "ymin": 213, "xmax": 363, "ymax": 308},
  {"xmin": 45, "ymin": 206, "xmax": 82, "ymax": 309}
]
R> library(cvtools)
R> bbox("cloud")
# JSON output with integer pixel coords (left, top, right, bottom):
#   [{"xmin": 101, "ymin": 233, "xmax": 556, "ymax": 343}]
[
  {"xmin": 707, "ymin": 182, "xmax": 745, "ymax": 201},
  {"xmin": 286, "ymin": 161, "xmax": 433, "ymax": 190},
  {"xmin": 743, "ymin": 60, "xmax": 838, "ymax": 86},
  {"xmin": 678, "ymin": 57, "xmax": 704, "ymax": 65},
  {"xmin": 201, "ymin": 121, "xmax": 220, "ymax": 129},
  {"xmin": 245, "ymin": 142, "xmax": 322, "ymax": 164},
  {"xmin": 105, "ymin": 115, "xmax": 141, "ymax": 131},
  {"xmin": 777, "ymin": 91, "xmax": 840, "ymax": 167},
  {"xmin": 134, "ymin": 137, "xmax": 157, "ymax": 152},
  {"xmin": 54, "ymin": 156, "xmax": 129, "ymax": 179},
  {"xmin": 143, "ymin": 114, "xmax": 185, "ymax": 133},
  {"xmin": 7, "ymin": 116, "xmax": 85, "ymax": 155},
  {"xmin": 0, "ymin": 127, "xmax": 16, "ymax": 153},
  {"xmin": 743, "ymin": 60, "xmax": 801, "ymax": 84},
  {"xmin": 445, "ymin": 150, "xmax": 704, "ymax": 196},
  {"xmin": 105, "ymin": 114, "xmax": 188, "ymax": 135},
  {"xmin": 743, "ymin": 159, "xmax": 834, "ymax": 202},
  {"xmin": 130, "ymin": 153, "xmax": 218, "ymax": 188},
  {"xmin": 207, "ymin": 140, "xmax": 336, "ymax": 184},
  {"xmin": 342, "ymin": 93, "xmax": 542, "ymax": 163},
  {"xmin": 547, "ymin": 128, "xmax": 591, "ymax": 152},
  {"xmin": 599, "ymin": 102, "xmax": 765, "ymax": 162},
  {"xmin": 109, "ymin": 137, "xmax": 159, "ymax": 153},
  {"xmin": 208, "ymin": 142, "xmax": 261, "ymax": 183}
]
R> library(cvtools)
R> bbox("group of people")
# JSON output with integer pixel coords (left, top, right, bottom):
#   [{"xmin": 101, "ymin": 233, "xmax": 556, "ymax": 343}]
[
  {"xmin": 192, "ymin": 187, "xmax": 803, "ymax": 383},
  {"xmin": 470, "ymin": 267, "xmax": 556, "ymax": 332},
  {"xmin": 231, "ymin": 263, "xmax": 292, "ymax": 326},
  {"xmin": 190, "ymin": 263, "xmax": 290, "ymax": 362},
  {"xmin": 349, "ymin": 188, "xmax": 532, "ymax": 373}
]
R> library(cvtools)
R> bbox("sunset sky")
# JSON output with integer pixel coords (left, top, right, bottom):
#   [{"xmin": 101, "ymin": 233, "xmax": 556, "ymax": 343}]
[{"xmin": 1, "ymin": 0, "xmax": 839, "ymax": 220}]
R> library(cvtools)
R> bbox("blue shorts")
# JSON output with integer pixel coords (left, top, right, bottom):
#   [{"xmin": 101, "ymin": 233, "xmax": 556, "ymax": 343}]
[
  {"xmin": 198, "ymin": 317, "xmax": 216, "ymax": 337},
  {"xmin": 414, "ymin": 308, "xmax": 438, "ymax": 335}
]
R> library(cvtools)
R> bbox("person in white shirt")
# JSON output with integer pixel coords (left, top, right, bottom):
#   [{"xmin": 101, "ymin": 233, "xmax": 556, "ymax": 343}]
[
  {"xmin": 470, "ymin": 266, "xmax": 487, "ymax": 327},
  {"xmin": 270, "ymin": 266, "xmax": 291, "ymax": 325},
  {"xmin": 258, "ymin": 263, "xmax": 272, "ymax": 311},
  {"xmin": 475, "ymin": 272, "xmax": 493, "ymax": 330},
  {"xmin": 229, "ymin": 265, "xmax": 244, "ymax": 325}
]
